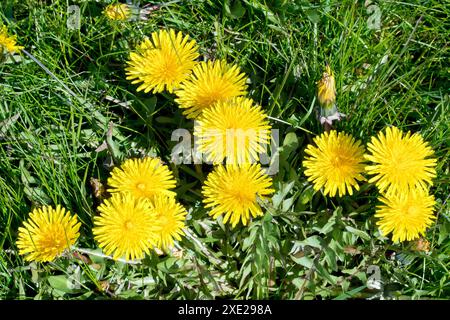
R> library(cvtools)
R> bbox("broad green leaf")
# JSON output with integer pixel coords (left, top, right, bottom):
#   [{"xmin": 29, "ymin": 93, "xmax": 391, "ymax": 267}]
[{"xmin": 48, "ymin": 275, "xmax": 79, "ymax": 293}]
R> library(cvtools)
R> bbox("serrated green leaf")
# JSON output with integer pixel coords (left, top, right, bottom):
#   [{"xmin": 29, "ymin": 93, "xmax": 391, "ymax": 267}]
[
  {"xmin": 333, "ymin": 285, "xmax": 366, "ymax": 300},
  {"xmin": 314, "ymin": 261, "xmax": 337, "ymax": 285},
  {"xmin": 299, "ymin": 186, "xmax": 314, "ymax": 205},
  {"xmin": 323, "ymin": 246, "xmax": 337, "ymax": 271},
  {"xmin": 157, "ymin": 257, "xmax": 178, "ymax": 273},
  {"xmin": 297, "ymin": 235, "xmax": 323, "ymax": 249},
  {"xmin": 291, "ymin": 255, "xmax": 313, "ymax": 268},
  {"xmin": 272, "ymin": 180, "xmax": 295, "ymax": 208},
  {"xmin": 345, "ymin": 226, "xmax": 371, "ymax": 241}
]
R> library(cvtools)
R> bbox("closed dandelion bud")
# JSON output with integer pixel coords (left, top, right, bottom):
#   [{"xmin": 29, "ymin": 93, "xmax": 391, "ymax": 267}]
[
  {"xmin": 103, "ymin": 3, "xmax": 132, "ymax": 21},
  {"xmin": 317, "ymin": 64, "xmax": 336, "ymax": 109},
  {"xmin": 103, "ymin": 3, "xmax": 154, "ymax": 22},
  {"xmin": 316, "ymin": 64, "xmax": 345, "ymax": 126}
]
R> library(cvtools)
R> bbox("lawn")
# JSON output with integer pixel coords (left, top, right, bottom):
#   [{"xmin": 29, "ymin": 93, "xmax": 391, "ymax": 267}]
[{"xmin": 0, "ymin": 0, "xmax": 449, "ymax": 300}]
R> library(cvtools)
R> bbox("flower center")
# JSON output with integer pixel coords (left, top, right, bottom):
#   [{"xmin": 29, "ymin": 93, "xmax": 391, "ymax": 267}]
[
  {"xmin": 159, "ymin": 214, "xmax": 169, "ymax": 226},
  {"xmin": 231, "ymin": 189, "xmax": 254, "ymax": 204},
  {"xmin": 136, "ymin": 183, "xmax": 146, "ymax": 191},
  {"xmin": 38, "ymin": 228, "xmax": 68, "ymax": 254},
  {"xmin": 390, "ymin": 149, "xmax": 411, "ymax": 171},
  {"xmin": 124, "ymin": 220, "xmax": 134, "ymax": 230},
  {"xmin": 330, "ymin": 155, "xmax": 343, "ymax": 167},
  {"xmin": 407, "ymin": 205, "xmax": 418, "ymax": 216},
  {"xmin": 158, "ymin": 53, "xmax": 179, "ymax": 80}
]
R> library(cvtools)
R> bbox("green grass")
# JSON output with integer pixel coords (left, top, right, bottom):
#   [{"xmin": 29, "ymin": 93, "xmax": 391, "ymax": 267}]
[{"xmin": 0, "ymin": 0, "xmax": 449, "ymax": 299}]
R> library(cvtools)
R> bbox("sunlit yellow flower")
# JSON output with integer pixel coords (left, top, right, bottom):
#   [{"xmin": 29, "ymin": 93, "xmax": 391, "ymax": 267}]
[
  {"xmin": 0, "ymin": 25, "xmax": 23, "ymax": 55},
  {"xmin": 107, "ymin": 157, "xmax": 177, "ymax": 200},
  {"xmin": 365, "ymin": 126, "xmax": 437, "ymax": 195},
  {"xmin": 194, "ymin": 97, "xmax": 271, "ymax": 165},
  {"xmin": 175, "ymin": 60, "xmax": 248, "ymax": 119},
  {"xmin": 103, "ymin": 3, "xmax": 131, "ymax": 21},
  {"xmin": 303, "ymin": 130, "xmax": 366, "ymax": 197},
  {"xmin": 150, "ymin": 195, "xmax": 187, "ymax": 250},
  {"xmin": 126, "ymin": 29, "xmax": 199, "ymax": 93},
  {"xmin": 17, "ymin": 205, "xmax": 81, "ymax": 262},
  {"xmin": 375, "ymin": 188, "xmax": 436, "ymax": 243},
  {"xmin": 202, "ymin": 164, "xmax": 274, "ymax": 228},
  {"xmin": 93, "ymin": 193, "xmax": 160, "ymax": 260}
]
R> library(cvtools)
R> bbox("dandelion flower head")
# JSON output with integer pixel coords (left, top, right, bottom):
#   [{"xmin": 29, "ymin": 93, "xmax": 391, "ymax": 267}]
[
  {"xmin": 365, "ymin": 126, "xmax": 436, "ymax": 195},
  {"xmin": 93, "ymin": 193, "xmax": 160, "ymax": 260},
  {"xmin": 0, "ymin": 25, "xmax": 23, "ymax": 55},
  {"xmin": 303, "ymin": 130, "xmax": 366, "ymax": 197},
  {"xmin": 150, "ymin": 195, "xmax": 187, "ymax": 251},
  {"xmin": 17, "ymin": 205, "xmax": 81, "ymax": 262},
  {"xmin": 107, "ymin": 157, "xmax": 177, "ymax": 200},
  {"xmin": 202, "ymin": 164, "xmax": 274, "ymax": 228},
  {"xmin": 194, "ymin": 97, "xmax": 271, "ymax": 165},
  {"xmin": 175, "ymin": 60, "xmax": 248, "ymax": 119},
  {"xmin": 126, "ymin": 29, "xmax": 199, "ymax": 93},
  {"xmin": 375, "ymin": 188, "xmax": 436, "ymax": 242}
]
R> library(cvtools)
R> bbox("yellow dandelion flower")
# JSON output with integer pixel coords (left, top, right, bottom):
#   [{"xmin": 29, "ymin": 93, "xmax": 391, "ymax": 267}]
[
  {"xmin": 0, "ymin": 25, "xmax": 24, "ymax": 55},
  {"xmin": 375, "ymin": 188, "xmax": 436, "ymax": 243},
  {"xmin": 150, "ymin": 195, "xmax": 187, "ymax": 250},
  {"xmin": 365, "ymin": 126, "xmax": 437, "ymax": 195},
  {"xmin": 103, "ymin": 3, "xmax": 131, "ymax": 21},
  {"xmin": 107, "ymin": 157, "xmax": 177, "ymax": 200},
  {"xmin": 194, "ymin": 97, "xmax": 271, "ymax": 165},
  {"xmin": 17, "ymin": 205, "xmax": 81, "ymax": 262},
  {"xmin": 175, "ymin": 60, "xmax": 248, "ymax": 119},
  {"xmin": 303, "ymin": 130, "xmax": 366, "ymax": 197},
  {"xmin": 202, "ymin": 164, "xmax": 274, "ymax": 228},
  {"xmin": 93, "ymin": 193, "xmax": 160, "ymax": 260},
  {"xmin": 126, "ymin": 29, "xmax": 199, "ymax": 93}
]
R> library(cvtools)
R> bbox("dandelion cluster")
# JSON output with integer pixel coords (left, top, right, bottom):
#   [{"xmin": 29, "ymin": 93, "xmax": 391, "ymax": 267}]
[
  {"xmin": 303, "ymin": 123, "xmax": 437, "ymax": 242},
  {"xmin": 13, "ymin": 20, "xmax": 443, "ymax": 271},
  {"xmin": 365, "ymin": 126, "xmax": 437, "ymax": 242},
  {"xmin": 93, "ymin": 157, "xmax": 188, "ymax": 259},
  {"xmin": 124, "ymin": 26, "xmax": 275, "ymax": 227}
]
